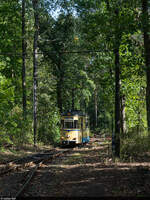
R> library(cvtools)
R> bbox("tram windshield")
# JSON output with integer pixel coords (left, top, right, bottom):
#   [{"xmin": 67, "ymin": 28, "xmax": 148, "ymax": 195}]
[{"xmin": 61, "ymin": 120, "xmax": 78, "ymax": 129}]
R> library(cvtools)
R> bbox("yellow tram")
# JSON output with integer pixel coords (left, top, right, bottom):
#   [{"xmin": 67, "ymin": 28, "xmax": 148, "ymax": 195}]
[{"xmin": 60, "ymin": 110, "xmax": 90, "ymax": 145}]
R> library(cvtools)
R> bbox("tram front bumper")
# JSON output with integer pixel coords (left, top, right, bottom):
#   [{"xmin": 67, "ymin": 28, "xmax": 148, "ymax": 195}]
[{"xmin": 62, "ymin": 140, "xmax": 76, "ymax": 145}]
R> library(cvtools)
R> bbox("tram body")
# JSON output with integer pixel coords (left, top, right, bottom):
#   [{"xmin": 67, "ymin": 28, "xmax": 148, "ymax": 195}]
[{"xmin": 60, "ymin": 110, "xmax": 90, "ymax": 145}]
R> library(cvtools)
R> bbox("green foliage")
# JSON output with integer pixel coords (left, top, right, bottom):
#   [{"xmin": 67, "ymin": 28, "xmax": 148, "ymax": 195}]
[
  {"xmin": 38, "ymin": 109, "xmax": 60, "ymax": 145},
  {"xmin": 37, "ymin": 60, "xmax": 60, "ymax": 145},
  {"xmin": 0, "ymin": 0, "xmax": 149, "ymax": 152},
  {"xmin": 120, "ymin": 133, "xmax": 150, "ymax": 161},
  {"xmin": 0, "ymin": 105, "xmax": 33, "ymax": 147}
]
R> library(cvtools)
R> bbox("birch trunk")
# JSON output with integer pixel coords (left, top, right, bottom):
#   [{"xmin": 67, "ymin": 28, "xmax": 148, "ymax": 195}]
[{"xmin": 120, "ymin": 95, "xmax": 126, "ymax": 134}]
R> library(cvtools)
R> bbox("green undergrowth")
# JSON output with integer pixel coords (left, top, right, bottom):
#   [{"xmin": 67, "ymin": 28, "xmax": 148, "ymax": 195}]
[
  {"xmin": 0, "ymin": 143, "xmax": 53, "ymax": 163},
  {"xmin": 120, "ymin": 132, "xmax": 150, "ymax": 161}
]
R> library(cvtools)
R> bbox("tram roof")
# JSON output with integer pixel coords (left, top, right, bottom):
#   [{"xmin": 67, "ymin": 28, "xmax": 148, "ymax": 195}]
[{"xmin": 61, "ymin": 110, "xmax": 86, "ymax": 116}]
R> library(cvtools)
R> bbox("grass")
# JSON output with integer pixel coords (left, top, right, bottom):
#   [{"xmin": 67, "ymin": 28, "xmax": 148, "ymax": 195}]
[
  {"xmin": 63, "ymin": 152, "xmax": 85, "ymax": 164},
  {"xmin": 120, "ymin": 134, "xmax": 150, "ymax": 161},
  {"xmin": 0, "ymin": 143, "xmax": 53, "ymax": 163}
]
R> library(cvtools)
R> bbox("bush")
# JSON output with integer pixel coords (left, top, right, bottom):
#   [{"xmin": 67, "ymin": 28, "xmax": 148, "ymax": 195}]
[
  {"xmin": 0, "ymin": 105, "xmax": 33, "ymax": 148},
  {"xmin": 120, "ymin": 133, "xmax": 150, "ymax": 160},
  {"xmin": 38, "ymin": 109, "xmax": 60, "ymax": 145}
]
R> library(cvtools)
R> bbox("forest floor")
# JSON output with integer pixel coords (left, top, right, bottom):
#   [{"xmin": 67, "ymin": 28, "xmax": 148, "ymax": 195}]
[
  {"xmin": 0, "ymin": 144, "xmax": 51, "ymax": 163},
  {"xmin": 1, "ymin": 136, "xmax": 150, "ymax": 197}
]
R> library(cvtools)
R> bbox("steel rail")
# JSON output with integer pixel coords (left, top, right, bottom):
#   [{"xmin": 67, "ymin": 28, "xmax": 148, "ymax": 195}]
[
  {"xmin": 0, "ymin": 149, "xmax": 55, "ymax": 176},
  {"xmin": 14, "ymin": 149, "xmax": 72, "ymax": 197},
  {"xmin": 15, "ymin": 160, "xmax": 43, "ymax": 198}
]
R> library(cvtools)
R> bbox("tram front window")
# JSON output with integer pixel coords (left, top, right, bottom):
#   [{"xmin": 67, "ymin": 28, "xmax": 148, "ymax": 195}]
[
  {"xmin": 64, "ymin": 121, "xmax": 73, "ymax": 128},
  {"xmin": 64, "ymin": 120, "xmax": 78, "ymax": 129}
]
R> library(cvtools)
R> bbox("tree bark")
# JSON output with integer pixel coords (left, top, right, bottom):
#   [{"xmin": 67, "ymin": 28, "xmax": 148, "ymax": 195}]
[
  {"xmin": 111, "ymin": 111, "xmax": 114, "ymax": 134},
  {"xmin": 57, "ymin": 53, "xmax": 63, "ymax": 113},
  {"xmin": 32, "ymin": 0, "xmax": 39, "ymax": 146},
  {"xmin": 57, "ymin": 81, "xmax": 63, "ymax": 113},
  {"xmin": 142, "ymin": 0, "xmax": 150, "ymax": 134},
  {"xmin": 114, "ymin": 44, "xmax": 121, "ymax": 157},
  {"xmin": 72, "ymin": 88, "xmax": 75, "ymax": 111},
  {"xmin": 105, "ymin": 4, "xmax": 121, "ymax": 157},
  {"xmin": 22, "ymin": 0, "xmax": 26, "ymax": 119},
  {"xmin": 120, "ymin": 95, "xmax": 126, "ymax": 134},
  {"xmin": 94, "ymin": 88, "xmax": 98, "ymax": 128},
  {"xmin": 113, "ymin": 7, "xmax": 121, "ymax": 158}
]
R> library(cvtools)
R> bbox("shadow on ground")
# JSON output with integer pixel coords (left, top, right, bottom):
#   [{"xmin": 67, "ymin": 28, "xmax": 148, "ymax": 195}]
[
  {"xmin": 24, "ymin": 143, "xmax": 150, "ymax": 197},
  {"xmin": 1, "ymin": 139, "xmax": 150, "ymax": 197}
]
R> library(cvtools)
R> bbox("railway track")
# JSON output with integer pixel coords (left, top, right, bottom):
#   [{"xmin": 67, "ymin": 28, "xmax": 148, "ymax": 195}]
[
  {"xmin": 0, "ymin": 149, "xmax": 57, "ymax": 176},
  {"xmin": 0, "ymin": 148, "xmax": 72, "ymax": 197}
]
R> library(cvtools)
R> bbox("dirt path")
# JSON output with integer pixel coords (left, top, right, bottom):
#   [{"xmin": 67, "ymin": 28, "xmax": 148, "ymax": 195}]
[
  {"xmin": 23, "ymin": 138, "xmax": 150, "ymax": 197},
  {"xmin": 1, "ymin": 137, "xmax": 150, "ymax": 197}
]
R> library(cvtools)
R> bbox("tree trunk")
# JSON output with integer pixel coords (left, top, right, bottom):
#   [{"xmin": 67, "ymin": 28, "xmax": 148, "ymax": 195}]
[
  {"xmin": 72, "ymin": 88, "xmax": 75, "ymax": 111},
  {"xmin": 112, "ymin": 7, "xmax": 121, "ymax": 158},
  {"xmin": 120, "ymin": 95, "xmax": 126, "ymax": 134},
  {"xmin": 111, "ymin": 111, "xmax": 114, "ymax": 134},
  {"xmin": 94, "ymin": 88, "xmax": 98, "ymax": 128},
  {"xmin": 57, "ymin": 53, "xmax": 63, "ymax": 113},
  {"xmin": 57, "ymin": 81, "xmax": 63, "ymax": 113},
  {"xmin": 22, "ymin": 0, "xmax": 26, "ymax": 119},
  {"xmin": 142, "ymin": 0, "xmax": 150, "ymax": 134},
  {"xmin": 32, "ymin": 0, "xmax": 39, "ymax": 146},
  {"xmin": 114, "ymin": 44, "xmax": 121, "ymax": 157}
]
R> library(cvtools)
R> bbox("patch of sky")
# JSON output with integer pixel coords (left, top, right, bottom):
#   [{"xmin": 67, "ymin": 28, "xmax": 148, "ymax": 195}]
[{"xmin": 46, "ymin": 0, "xmax": 78, "ymax": 20}]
